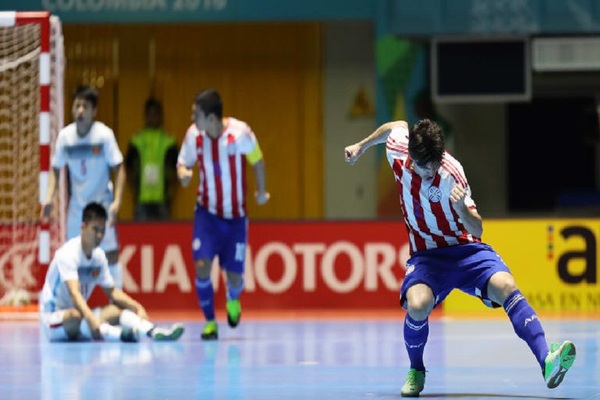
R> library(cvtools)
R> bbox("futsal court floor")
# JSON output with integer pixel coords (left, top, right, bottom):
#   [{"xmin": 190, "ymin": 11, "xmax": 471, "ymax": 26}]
[{"xmin": 0, "ymin": 310, "xmax": 598, "ymax": 400}]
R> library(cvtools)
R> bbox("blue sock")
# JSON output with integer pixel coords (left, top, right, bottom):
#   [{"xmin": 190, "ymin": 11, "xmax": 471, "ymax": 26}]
[
  {"xmin": 503, "ymin": 290, "xmax": 549, "ymax": 370},
  {"xmin": 227, "ymin": 277, "xmax": 244, "ymax": 301},
  {"xmin": 404, "ymin": 314, "xmax": 429, "ymax": 371},
  {"xmin": 195, "ymin": 277, "xmax": 215, "ymax": 321}
]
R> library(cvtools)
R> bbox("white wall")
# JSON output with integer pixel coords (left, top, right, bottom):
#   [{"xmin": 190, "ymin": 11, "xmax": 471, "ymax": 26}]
[
  {"xmin": 323, "ymin": 21, "xmax": 378, "ymax": 219},
  {"xmin": 437, "ymin": 103, "xmax": 508, "ymax": 217},
  {"xmin": 323, "ymin": 21, "xmax": 509, "ymax": 219}
]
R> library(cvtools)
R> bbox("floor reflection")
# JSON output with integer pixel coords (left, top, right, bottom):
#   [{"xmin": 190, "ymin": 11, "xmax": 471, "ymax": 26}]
[{"xmin": 0, "ymin": 318, "xmax": 596, "ymax": 400}]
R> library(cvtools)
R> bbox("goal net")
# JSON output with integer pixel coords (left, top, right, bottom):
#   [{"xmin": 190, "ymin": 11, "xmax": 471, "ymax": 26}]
[{"xmin": 0, "ymin": 12, "xmax": 65, "ymax": 309}]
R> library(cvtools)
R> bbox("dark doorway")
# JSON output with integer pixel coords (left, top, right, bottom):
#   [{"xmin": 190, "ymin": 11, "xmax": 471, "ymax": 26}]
[{"xmin": 508, "ymin": 97, "xmax": 598, "ymax": 212}]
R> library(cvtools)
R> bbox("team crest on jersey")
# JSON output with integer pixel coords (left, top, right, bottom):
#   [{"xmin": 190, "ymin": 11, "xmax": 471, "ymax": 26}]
[
  {"xmin": 428, "ymin": 186, "xmax": 442, "ymax": 202},
  {"xmin": 91, "ymin": 267, "xmax": 101, "ymax": 278},
  {"xmin": 92, "ymin": 145, "xmax": 102, "ymax": 154}
]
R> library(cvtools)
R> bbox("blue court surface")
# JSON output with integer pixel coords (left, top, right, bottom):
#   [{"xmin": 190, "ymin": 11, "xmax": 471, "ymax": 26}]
[{"xmin": 0, "ymin": 315, "xmax": 598, "ymax": 399}]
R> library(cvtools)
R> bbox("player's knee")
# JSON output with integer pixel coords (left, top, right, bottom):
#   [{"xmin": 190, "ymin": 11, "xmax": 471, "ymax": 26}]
[
  {"xmin": 488, "ymin": 272, "xmax": 518, "ymax": 304},
  {"xmin": 62, "ymin": 317, "xmax": 83, "ymax": 340},
  {"xmin": 406, "ymin": 295, "xmax": 434, "ymax": 319},
  {"xmin": 195, "ymin": 259, "xmax": 212, "ymax": 279},
  {"xmin": 64, "ymin": 308, "xmax": 83, "ymax": 320},
  {"xmin": 407, "ymin": 301, "xmax": 433, "ymax": 320},
  {"xmin": 405, "ymin": 287, "xmax": 434, "ymax": 320}
]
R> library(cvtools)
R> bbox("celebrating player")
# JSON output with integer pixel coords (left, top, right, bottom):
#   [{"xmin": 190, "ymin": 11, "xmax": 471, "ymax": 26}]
[
  {"xmin": 177, "ymin": 89, "xmax": 270, "ymax": 340},
  {"xmin": 39, "ymin": 202, "xmax": 184, "ymax": 342},
  {"xmin": 344, "ymin": 118, "xmax": 576, "ymax": 397}
]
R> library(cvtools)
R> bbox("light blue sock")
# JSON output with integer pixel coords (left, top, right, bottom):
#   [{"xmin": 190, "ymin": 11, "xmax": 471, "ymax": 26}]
[
  {"xmin": 195, "ymin": 277, "xmax": 215, "ymax": 321},
  {"xmin": 227, "ymin": 278, "xmax": 244, "ymax": 301}
]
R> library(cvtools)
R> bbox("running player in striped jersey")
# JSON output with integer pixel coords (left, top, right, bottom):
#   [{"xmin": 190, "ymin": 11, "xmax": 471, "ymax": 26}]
[
  {"xmin": 41, "ymin": 86, "xmax": 126, "ymax": 289},
  {"xmin": 344, "ymin": 119, "xmax": 576, "ymax": 397},
  {"xmin": 39, "ymin": 202, "xmax": 185, "ymax": 342},
  {"xmin": 177, "ymin": 89, "xmax": 270, "ymax": 340}
]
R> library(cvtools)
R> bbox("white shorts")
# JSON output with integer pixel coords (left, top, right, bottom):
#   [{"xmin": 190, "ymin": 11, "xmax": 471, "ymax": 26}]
[
  {"xmin": 40, "ymin": 307, "xmax": 102, "ymax": 341},
  {"xmin": 67, "ymin": 205, "xmax": 118, "ymax": 252},
  {"xmin": 39, "ymin": 309, "xmax": 70, "ymax": 341}
]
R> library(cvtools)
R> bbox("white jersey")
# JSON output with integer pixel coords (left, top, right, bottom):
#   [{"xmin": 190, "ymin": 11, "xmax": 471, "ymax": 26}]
[
  {"xmin": 385, "ymin": 125, "xmax": 481, "ymax": 254},
  {"xmin": 39, "ymin": 237, "xmax": 114, "ymax": 312},
  {"xmin": 52, "ymin": 121, "xmax": 123, "ymax": 210},
  {"xmin": 177, "ymin": 117, "xmax": 259, "ymax": 219}
]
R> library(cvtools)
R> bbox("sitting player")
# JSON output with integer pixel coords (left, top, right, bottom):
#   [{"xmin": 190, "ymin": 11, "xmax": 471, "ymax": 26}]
[{"xmin": 39, "ymin": 202, "xmax": 184, "ymax": 342}]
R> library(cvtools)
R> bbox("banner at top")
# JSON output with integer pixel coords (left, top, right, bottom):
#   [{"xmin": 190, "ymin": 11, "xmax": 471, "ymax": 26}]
[{"xmin": 5, "ymin": 0, "xmax": 376, "ymax": 23}]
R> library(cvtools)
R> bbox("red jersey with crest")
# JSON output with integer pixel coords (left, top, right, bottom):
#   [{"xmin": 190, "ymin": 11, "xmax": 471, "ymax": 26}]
[
  {"xmin": 177, "ymin": 117, "xmax": 259, "ymax": 219},
  {"xmin": 385, "ymin": 125, "xmax": 481, "ymax": 254}
]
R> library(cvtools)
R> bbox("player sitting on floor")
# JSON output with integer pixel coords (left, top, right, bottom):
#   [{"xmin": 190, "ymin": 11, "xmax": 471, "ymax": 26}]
[{"xmin": 39, "ymin": 202, "xmax": 184, "ymax": 342}]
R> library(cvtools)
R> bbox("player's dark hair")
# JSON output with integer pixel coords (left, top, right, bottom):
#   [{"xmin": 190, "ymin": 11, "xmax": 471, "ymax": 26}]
[
  {"xmin": 194, "ymin": 89, "xmax": 223, "ymax": 119},
  {"xmin": 409, "ymin": 118, "xmax": 445, "ymax": 165},
  {"xmin": 145, "ymin": 97, "xmax": 163, "ymax": 115},
  {"xmin": 73, "ymin": 85, "xmax": 99, "ymax": 108},
  {"xmin": 82, "ymin": 202, "xmax": 107, "ymax": 224}
]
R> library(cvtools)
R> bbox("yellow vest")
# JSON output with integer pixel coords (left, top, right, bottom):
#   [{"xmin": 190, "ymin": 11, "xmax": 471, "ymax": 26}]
[{"xmin": 131, "ymin": 129, "xmax": 176, "ymax": 203}]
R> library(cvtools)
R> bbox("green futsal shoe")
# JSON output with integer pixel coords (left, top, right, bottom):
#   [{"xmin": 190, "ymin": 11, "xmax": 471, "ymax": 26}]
[
  {"xmin": 401, "ymin": 368, "xmax": 426, "ymax": 397},
  {"xmin": 201, "ymin": 321, "xmax": 218, "ymax": 340},
  {"xmin": 226, "ymin": 299, "xmax": 242, "ymax": 328},
  {"xmin": 544, "ymin": 341, "xmax": 576, "ymax": 389}
]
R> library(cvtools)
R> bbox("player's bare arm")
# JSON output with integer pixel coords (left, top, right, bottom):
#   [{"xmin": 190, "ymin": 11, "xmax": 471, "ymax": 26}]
[
  {"xmin": 104, "ymin": 286, "xmax": 149, "ymax": 320},
  {"xmin": 344, "ymin": 120, "xmax": 408, "ymax": 165},
  {"xmin": 65, "ymin": 279, "xmax": 102, "ymax": 339},
  {"xmin": 449, "ymin": 183, "xmax": 483, "ymax": 238},
  {"xmin": 108, "ymin": 163, "xmax": 126, "ymax": 224},
  {"xmin": 252, "ymin": 159, "xmax": 270, "ymax": 205},
  {"xmin": 40, "ymin": 167, "xmax": 61, "ymax": 221},
  {"xmin": 177, "ymin": 165, "xmax": 193, "ymax": 187}
]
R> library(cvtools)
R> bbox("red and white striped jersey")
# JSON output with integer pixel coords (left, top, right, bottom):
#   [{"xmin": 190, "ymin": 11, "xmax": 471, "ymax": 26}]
[
  {"xmin": 177, "ymin": 117, "xmax": 259, "ymax": 219},
  {"xmin": 386, "ymin": 125, "xmax": 481, "ymax": 254}
]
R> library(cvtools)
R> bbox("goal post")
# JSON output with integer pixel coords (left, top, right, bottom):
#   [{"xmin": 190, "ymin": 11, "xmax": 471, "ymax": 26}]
[{"xmin": 0, "ymin": 11, "xmax": 65, "ymax": 308}]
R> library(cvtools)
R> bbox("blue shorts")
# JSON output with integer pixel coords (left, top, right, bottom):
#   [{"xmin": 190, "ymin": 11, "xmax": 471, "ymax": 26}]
[
  {"xmin": 400, "ymin": 242, "xmax": 510, "ymax": 309},
  {"xmin": 192, "ymin": 206, "xmax": 248, "ymax": 273}
]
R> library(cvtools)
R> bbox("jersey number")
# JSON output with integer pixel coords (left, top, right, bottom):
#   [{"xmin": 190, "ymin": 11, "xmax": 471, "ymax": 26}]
[
  {"xmin": 80, "ymin": 159, "xmax": 87, "ymax": 176},
  {"xmin": 234, "ymin": 243, "xmax": 245, "ymax": 262}
]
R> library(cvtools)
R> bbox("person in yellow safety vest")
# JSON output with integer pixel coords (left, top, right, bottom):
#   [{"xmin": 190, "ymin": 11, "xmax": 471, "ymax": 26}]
[{"xmin": 125, "ymin": 98, "xmax": 178, "ymax": 221}]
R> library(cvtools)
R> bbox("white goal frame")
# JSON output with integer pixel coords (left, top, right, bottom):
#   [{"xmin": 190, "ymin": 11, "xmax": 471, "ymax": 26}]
[{"xmin": 0, "ymin": 11, "xmax": 64, "ymax": 307}]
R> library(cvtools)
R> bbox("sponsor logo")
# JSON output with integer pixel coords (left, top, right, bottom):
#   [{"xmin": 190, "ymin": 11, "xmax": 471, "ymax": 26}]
[
  {"xmin": 524, "ymin": 314, "xmax": 538, "ymax": 327},
  {"xmin": 0, "ymin": 243, "xmax": 37, "ymax": 293},
  {"xmin": 119, "ymin": 241, "xmax": 411, "ymax": 294}
]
